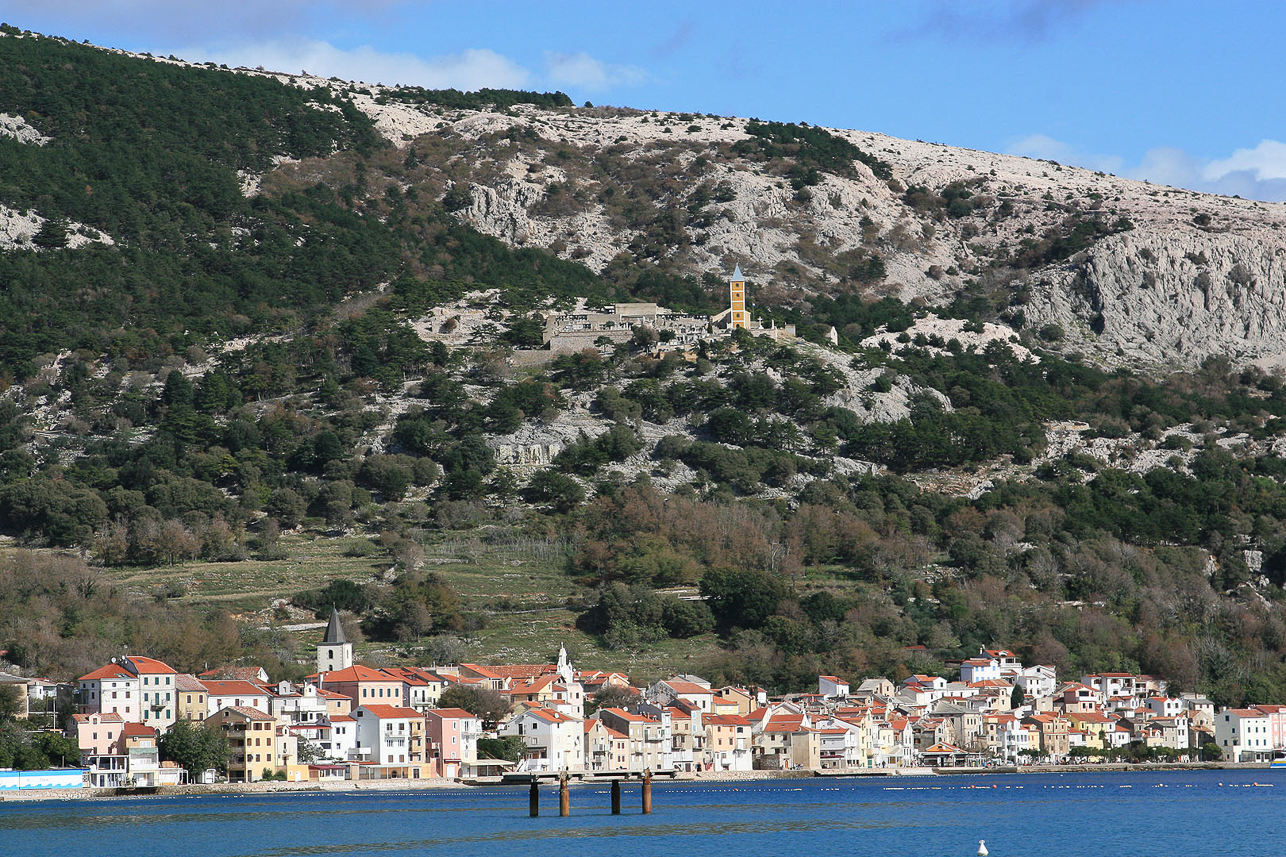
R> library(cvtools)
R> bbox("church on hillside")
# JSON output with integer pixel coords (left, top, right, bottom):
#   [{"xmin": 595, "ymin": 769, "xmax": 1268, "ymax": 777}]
[{"xmin": 541, "ymin": 267, "xmax": 797, "ymax": 353}]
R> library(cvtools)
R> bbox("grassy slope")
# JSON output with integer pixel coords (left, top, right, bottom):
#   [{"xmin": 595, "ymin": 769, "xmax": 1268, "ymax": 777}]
[{"xmin": 84, "ymin": 535, "xmax": 715, "ymax": 684}]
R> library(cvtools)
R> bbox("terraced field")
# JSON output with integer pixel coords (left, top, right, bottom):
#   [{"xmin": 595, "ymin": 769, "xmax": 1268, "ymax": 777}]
[{"xmin": 93, "ymin": 533, "xmax": 716, "ymax": 683}]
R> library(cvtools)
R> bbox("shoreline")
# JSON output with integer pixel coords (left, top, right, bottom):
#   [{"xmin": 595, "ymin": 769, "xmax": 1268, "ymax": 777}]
[{"xmin": 0, "ymin": 761, "xmax": 1272, "ymax": 803}]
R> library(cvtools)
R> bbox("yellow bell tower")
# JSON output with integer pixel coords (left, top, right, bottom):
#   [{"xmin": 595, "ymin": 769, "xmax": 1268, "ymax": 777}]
[{"xmin": 729, "ymin": 266, "xmax": 749, "ymax": 329}]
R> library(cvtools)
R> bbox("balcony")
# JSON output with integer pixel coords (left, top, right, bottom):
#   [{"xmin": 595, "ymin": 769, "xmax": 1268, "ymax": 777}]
[{"xmin": 88, "ymin": 755, "xmax": 128, "ymax": 772}]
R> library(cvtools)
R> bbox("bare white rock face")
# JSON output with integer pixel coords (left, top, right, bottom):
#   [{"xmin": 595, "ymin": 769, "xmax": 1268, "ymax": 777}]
[
  {"xmin": 0, "ymin": 205, "xmax": 115, "ymax": 251},
  {"xmin": 0, "ymin": 206, "xmax": 43, "ymax": 248},
  {"xmin": 0, "ymin": 112, "xmax": 51, "ymax": 146},
  {"xmin": 330, "ymin": 95, "xmax": 1286, "ymax": 371},
  {"xmin": 1023, "ymin": 228, "xmax": 1286, "ymax": 370}
]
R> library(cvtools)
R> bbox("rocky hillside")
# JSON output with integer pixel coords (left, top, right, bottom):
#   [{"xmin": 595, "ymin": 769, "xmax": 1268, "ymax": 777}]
[
  {"xmin": 308, "ymin": 79, "xmax": 1286, "ymax": 371},
  {"xmin": 5, "ymin": 29, "xmax": 1286, "ymax": 371},
  {"xmin": 14, "ymin": 32, "xmax": 1286, "ymax": 704}
]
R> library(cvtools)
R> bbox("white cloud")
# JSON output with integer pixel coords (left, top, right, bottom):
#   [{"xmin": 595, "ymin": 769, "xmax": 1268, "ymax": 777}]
[
  {"xmin": 1007, "ymin": 133, "xmax": 1124, "ymax": 173},
  {"xmin": 178, "ymin": 38, "xmax": 530, "ymax": 90},
  {"xmin": 1132, "ymin": 146, "xmax": 1205, "ymax": 187},
  {"xmin": 1203, "ymin": 140, "xmax": 1286, "ymax": 183},
  {"xmin": 1008, "ymin": 133, "xmax": 1286, "ymax": 202},
  {"xmin": 1131, "ymin": 142, "xmax": 1286, "ymax": 202},
  {"xmin": 544, "ymin": 51, "xmax": 647, "ymax": 92}
]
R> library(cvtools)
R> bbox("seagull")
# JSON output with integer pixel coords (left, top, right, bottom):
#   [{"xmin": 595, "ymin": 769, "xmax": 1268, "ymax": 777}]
[{"xmin": 978, "ymin": 841, "xmax": 989, "ymax": 856}]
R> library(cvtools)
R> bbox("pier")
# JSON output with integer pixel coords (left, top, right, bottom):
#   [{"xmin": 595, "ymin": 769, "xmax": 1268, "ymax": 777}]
[{"xmin": 515, "ymin": 769, "xmax": 656, "ymax": 817}]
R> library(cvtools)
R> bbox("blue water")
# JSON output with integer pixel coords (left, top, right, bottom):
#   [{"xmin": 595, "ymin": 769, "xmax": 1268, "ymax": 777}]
[{"xmin": 0, "ymin": 769, "xmax": 1278, "ymax": 857}]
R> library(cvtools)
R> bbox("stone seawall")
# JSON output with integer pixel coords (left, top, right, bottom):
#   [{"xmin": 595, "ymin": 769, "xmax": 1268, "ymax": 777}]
[{"xmin": 0, "ymin": 776, "xmax": 461, "ymax": 802}]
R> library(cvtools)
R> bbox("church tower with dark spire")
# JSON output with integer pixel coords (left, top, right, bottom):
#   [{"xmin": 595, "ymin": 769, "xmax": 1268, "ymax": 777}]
[{"xmin": 317, "ymin": 606, "xmax": 353, "ymax": 675}]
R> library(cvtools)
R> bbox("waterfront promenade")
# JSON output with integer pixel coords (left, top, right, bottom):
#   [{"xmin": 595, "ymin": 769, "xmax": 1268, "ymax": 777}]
[{"xmin": 0, "ymin": 760, "xmax": 1271, "ymax": 803}]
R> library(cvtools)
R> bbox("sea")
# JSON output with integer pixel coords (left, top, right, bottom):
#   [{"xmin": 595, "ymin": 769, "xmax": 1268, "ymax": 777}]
[{"xmin": 0, "ymin": 769, "xmax": 1278, "ymax": 857}]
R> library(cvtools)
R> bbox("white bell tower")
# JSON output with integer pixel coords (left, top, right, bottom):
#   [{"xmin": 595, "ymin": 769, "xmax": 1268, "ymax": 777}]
[{"xmin": 317, "ymin": 607, "xmax": 353, "ymax": 674}]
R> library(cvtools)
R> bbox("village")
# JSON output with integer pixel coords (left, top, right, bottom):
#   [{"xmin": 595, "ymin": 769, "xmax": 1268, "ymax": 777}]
[{"xmin": 0, "ymin": 606, "xmax": 1278, "ymax": 790}]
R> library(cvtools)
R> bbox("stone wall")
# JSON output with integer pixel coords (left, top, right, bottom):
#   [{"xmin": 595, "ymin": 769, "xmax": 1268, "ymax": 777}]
[{"xmin": 547, "ymin": 329, "xmax": 632, "ymax": 352}]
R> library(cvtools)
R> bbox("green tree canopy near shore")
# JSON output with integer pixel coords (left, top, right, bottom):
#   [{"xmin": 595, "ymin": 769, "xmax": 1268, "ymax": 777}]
[
  {"xmin": 437, "ymin": 685, "xmax": 511, "ymax": 729},
  {"xmin": 158, "ymin": 720, "xmax": 230, "ymax": 776}
]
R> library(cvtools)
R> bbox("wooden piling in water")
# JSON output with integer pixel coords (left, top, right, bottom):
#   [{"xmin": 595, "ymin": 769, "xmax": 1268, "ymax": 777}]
[
  {"xmin": 611, "ymin": 779, "xmax": 621, "ymax": 814},
  {"xmin": 529, "ymin": 780, "xmax": 539, "ymax": 817},
  {"xmin": 559, "ymin": 772, "xmax": 570, "ymax": 817},
  {"xmin": 642, "ymin": 768, "xmax": 652, "ymax": 814}
]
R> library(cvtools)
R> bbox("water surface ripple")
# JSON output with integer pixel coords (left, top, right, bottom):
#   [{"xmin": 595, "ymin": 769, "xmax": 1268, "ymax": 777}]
[{"xmin": 0, "ymin": 769, "xmax": 1276, "ymax": 857}]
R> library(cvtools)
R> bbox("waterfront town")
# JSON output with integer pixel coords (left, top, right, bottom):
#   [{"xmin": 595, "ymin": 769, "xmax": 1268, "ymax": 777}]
[{"xmin": 0, "ymin": 607, "xmax": 1280, "ymax": 789}]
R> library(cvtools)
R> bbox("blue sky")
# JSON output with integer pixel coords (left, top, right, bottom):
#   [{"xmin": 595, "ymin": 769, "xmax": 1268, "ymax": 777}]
[{"xmin": 4, "ymin": 0, "xmax": 1284, "ymax": 200}]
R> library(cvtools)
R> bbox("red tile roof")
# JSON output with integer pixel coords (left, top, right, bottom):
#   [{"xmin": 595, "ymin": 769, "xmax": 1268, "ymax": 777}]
[
  {"xmin": 201, "ymin": 680, "xmax": 269, "ymax": 697},
  {"xmin": 599, "ymin": 707, "xmax": 652, "ymax": 722},
  {"xmin": 321, "ymin": 665, "xmax": 399, "ymax": 683},
  {"xmin": 385, "ymin": 667, "xmax": 447, "ymax": 684},
  {"xmin": 525, "ymin": 707, "xmax": 576, "ymax": 724},
  {"xmin": 763, "ymin": 722, "xmax": 804, "ymax": 734},
  {"xmin": 78, "ymin": 664, "xmax": 134, "ymax": 682},
  {"xmin": 358, "ymin": 704, "xmax": 424, "ymax": 719},
  {"xmin": 923, "ymin": 742, "xmax": 968, "ymax": 754},
  {"xmin": 424, "ymin": 708, "xmax": 477, "ymax": 720},
  {"xmin": 121, "ymin": 723, "xmax": 158, "ymax": 737},
  {"xmin": 507, "ymin": 675, "xmax": 560, "ymax": 694},
  {"xmin": 175, "ymin": 674, "xmax": 207, "ymax": 692},
  {"xmin": 476, "ymin": 664, "xmax": 557, "ymax": 680},
  {"xmin": 663, "ymin": 681, "xmax": 713, "ymax": 695},
  {"xmin": 73, "ymin": 712, "xmax": 124, "ymax": 723},
  {"xmin": 218, "ymin": 706, "xmax": 275, "ymax": 721},
  {"xmin": 703, "ymin": 714, "xmax": 750, "ymax": 726},
  {"xmin": 126, "ymin": 656, "xmax": 177, "ymax": 674},
  {"xmin": 458, "ymin": 663, "xmax": 505, "ymax": 679}
]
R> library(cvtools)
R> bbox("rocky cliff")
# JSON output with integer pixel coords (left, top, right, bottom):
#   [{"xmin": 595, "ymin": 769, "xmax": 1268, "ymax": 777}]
[{"xmin": 319, "ymin": 91, "xmax": 1286, "ymax": 371}]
